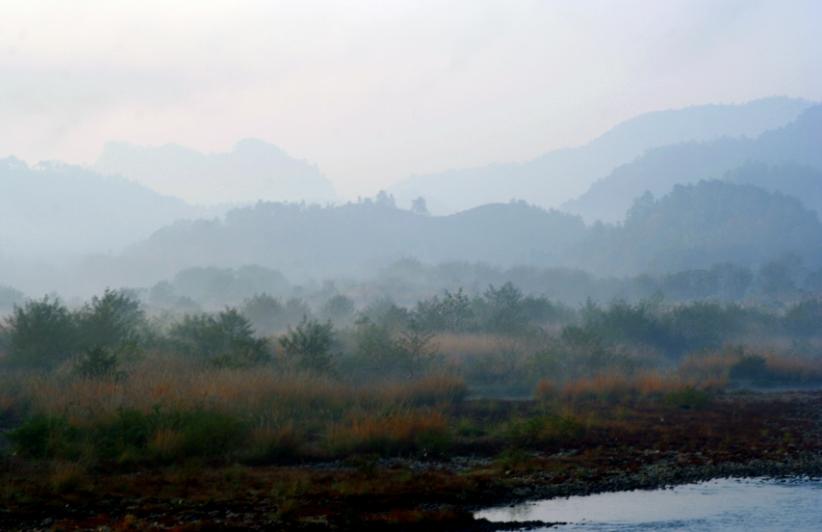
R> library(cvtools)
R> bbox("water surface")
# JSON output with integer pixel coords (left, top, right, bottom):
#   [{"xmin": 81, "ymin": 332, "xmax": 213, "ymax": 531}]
[{"xmin": 476, "ymin": 477, "xmax": 821, "ymax": 531}]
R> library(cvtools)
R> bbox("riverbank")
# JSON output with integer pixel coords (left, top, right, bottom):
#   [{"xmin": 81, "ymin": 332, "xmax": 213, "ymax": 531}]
[{"xmin": 1, "ymin": 390, "xmax": 821, "ymax": 530}]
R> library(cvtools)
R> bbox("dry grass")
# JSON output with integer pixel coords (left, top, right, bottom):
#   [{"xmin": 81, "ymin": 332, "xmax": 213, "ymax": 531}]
[
  {"xmin": 678, "ymin": 349, "xmax": 822, "ymax": 385},
  {"xmin": 328, "ymin": 410, "xmax": 449, "ymax": 455},
  {"xmin": 538, "ymin": 371, "xmax": 717, "ymax": 404},
  {"xmin": 49, "ymin": 462, "xmax": 89, "ymax": 494},
  {"xmin": 13, "ymin": 356, "xmax": 465, "ymax": 427},
  {"xmin": 435, "ymin": 333, "xmax": 516, "ymax": 361}
]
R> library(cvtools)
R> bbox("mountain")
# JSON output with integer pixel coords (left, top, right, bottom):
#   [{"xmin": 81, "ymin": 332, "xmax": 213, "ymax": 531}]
[
  {"xmin": 95, "ymin": 138, "xmax": 338, "ymax": 205},
  {"xmin": 725, "ymin": 162, "xmax": 822, "ymax": 217},
  {"xmin": 78, "ymin": 176, "xmax": 822, "ymax": 292},
  {"xmin": 564, "ymin": 104, "xmax": 822, "ymax": 222},
  {"xmin": 0, "ymin": 157, "xmax": 207, "ymax": 260},
  {"xmin": 389, "ymin": 97, "xmax": 813, "ymax": 214},
  {"xmin": 570, "ymin": 180, "xmax": 822, "ymax": 276},
  {"xmin": 82, "ymin": 200, "xmax": 588, "ymax": 288}
]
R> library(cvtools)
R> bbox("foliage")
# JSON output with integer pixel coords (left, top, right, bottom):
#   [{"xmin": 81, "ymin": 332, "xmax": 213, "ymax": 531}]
[
  {"xmin": 75, "ymin": 289, "xmax": 147, "ymax": 353},
  {"xmin": 279, "ymin": 318, "xmax": 335, "ymax": 374},
  {"xmin": 74, "ymin": 346, "xmax": 123, "ymax": 379},
  {"xmin": 169, "ymin": 309, "xmax": 269, "ymax": 367},
  {"xmin": 5, "ymin": 297, "xmax": 76, "ymax": 368}
]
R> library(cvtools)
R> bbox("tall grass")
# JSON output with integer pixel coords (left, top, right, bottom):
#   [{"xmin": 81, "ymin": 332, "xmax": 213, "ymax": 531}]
[
  {"xmin": 3, "ymin": 355, "xmax": 468, "ymax": 464},
  {"xmin": 537, "ymin": 371, "xmax": 719, "ymax": 406}
]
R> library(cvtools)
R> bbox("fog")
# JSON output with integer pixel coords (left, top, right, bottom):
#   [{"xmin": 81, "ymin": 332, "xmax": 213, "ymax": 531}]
[
  {"xmin": 4, "ymin": 4, "xmax": 822, "ymax": 527},
  {"xmin": 3, "ymin": 1, "xmax": 822, "ymax": 198}
]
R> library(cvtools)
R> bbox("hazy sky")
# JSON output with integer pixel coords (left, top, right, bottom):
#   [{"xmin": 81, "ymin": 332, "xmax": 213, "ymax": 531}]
[{"xmin": 1, "ymin": 0, "xmax": 821, "ymax": 198}]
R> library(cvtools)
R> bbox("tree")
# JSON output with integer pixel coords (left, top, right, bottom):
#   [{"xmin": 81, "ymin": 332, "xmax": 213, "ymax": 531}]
[
  {"xmin": 5, "ymin": 297, "xmax": 76, "ymax": 368},
  {"xmin": 321, "ymin": 294, "xmax": 356, "ymax": 325},
  {"xmin": 279, "ymin": 318, "xmax": 335, "ymax": 374},
  {"xmin": 169, "ymin": 308, "xmax": 269, "ymax": 367},
  {"xmin": 410, "ymin": 196, "xmax": 429, "ymax": 216},
  {"xmin": 482, "ymin": 282, "xmax": 526, "ymax": 334},
  {"xmin": 241, "ymin": 294, "xmax": 284, "ymax": 336},
  {"xmin": 75, "ymin": 289, "xmax": 146, "ymax": 352},
  {"xmin": 375, "ymin": 190, "xmax": 397, "ymax": 208}
]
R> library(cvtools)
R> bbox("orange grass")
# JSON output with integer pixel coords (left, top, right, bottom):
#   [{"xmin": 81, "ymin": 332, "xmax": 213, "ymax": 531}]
[
  {"xmin": 10, "ymin": 356, "xmax": 466, "ymax": 426},
  {"xmin": 328, "ymin": 410, "xmax": 449, "ymax": 454},
  {"xmin": 538, "ymin": 371, "xmax": 715, "ymax": 403}
]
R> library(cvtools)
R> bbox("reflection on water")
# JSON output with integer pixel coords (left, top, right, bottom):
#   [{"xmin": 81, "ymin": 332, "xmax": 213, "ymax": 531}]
[{"xmin": 475, "ymin": 477, "xmax": 822, "ymax": 531}]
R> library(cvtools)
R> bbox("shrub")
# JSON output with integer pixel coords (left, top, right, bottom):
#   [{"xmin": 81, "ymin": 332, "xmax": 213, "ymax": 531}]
[
  {"xmin": 503, "ymin": 414, "xmax": 585, "ymax": 447},
  {"xmin": 75, "ymin": 289, "xmax": 147, "ymax": 353},
  {"xmin": 279, "ymin": 318, "xmax": 335, "ymax": 374},
  {"xmin": 93, "ymin": 409, "xmax": 153, "ymax": 462},
  {"xmin": 663, "ymin": 387, "xmax": 711, "ymax": 409},
  {"xmin": 243, "ymin": 425, "xmax": 302, "ymax": 464},
  {"xmin": 5, "ymin": 297, "xmax": 76, "ymax": 368},
  {"xmin": 169, "ymin": 309, "xmax": 269, "ymax": 367},
  {"xmin": 177, "ymin": 410, "xmax": 247, "ymax": 458},
  {"xmin": 481, "ymin": 283, "xmax": 528, "ymax": 334},
  {"xmin": 8, "ymin": 415, "xmax": 78, "ymax": 459},
  {"xmin": 74, "ymin": 347, "xmax": 122, "ymax": 379},
  {"xmin": 321, "ymin": 294, "xmax": 356, "ymax": 325}
]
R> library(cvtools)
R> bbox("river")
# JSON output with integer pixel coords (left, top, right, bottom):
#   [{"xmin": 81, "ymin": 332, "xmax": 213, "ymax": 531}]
[{"xmin": 475, "ymin": 477, "xmax": 822, "ymax": 531}]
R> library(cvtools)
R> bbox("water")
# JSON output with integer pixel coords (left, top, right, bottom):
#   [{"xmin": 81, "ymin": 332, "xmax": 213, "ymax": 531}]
[{"xmin": 475, "ymin": 477, "xmax": 822, "ymax": 531}]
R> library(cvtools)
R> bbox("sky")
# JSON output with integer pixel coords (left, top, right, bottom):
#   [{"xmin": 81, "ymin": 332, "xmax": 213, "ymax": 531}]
[{"xmin": 1, "ymin": 0, "xmax": 821, "ymax": 199}]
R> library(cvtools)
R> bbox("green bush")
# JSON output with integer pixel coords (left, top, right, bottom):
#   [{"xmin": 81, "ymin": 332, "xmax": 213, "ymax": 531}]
[
  {"xmin": 663, "ymin": 387, "xmax": 711, "ymax": 409},
  {"xmin": 177, "ymin": 410, "xmax": 247, "ymax": 458},
  {"xmin": 279, "ymin": 318, "xmax": 335, "ymax": 374},
  {"xmin": 169, "ymin": 309, "xmax": 269, "ymax": 367},
  {"xmin": 8, "ymin": 415, "xmax": 78, "ymax": 459},
  {"xmin": 75, "ymin": 289, "xmax": 147, "ymax": 353},
  {"xmin": 94, "ymin": 409, "xmax": 153, "ymax": 462},
  {"xmin": 5, "ymin": 297, "xmax": 77, "ymax": 368},
  {"xmin": 74, "ymin": 347, "xmax": 122, "ymax": 379}
]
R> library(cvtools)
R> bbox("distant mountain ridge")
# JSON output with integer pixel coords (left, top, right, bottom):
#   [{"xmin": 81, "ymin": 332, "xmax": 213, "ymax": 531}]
[
  {"xmin": 563, "ymin": 104, "xmax": 822, "ymax": 222},
  {"xmin": 95, "ymin": 138, "xmax": 338, "ymax": 205},
  {"xmin": 389, "ymin": 97, "xmax": 814, "ymax": 214},
  {"xmin": 568, "ymin": 180, "xmax": 822, "ymax": 276},
  {"xmin": 0, "ymin": 157, "xmax": 210, "ymax": 259},
  {"xmin": 70, "ymin": 173, "xmax": 822, "ymax": 292}
]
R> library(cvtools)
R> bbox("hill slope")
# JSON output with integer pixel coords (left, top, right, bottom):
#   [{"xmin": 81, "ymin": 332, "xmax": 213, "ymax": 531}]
[
  {"xmin": 564, "ymin": 105, "xmax": 822, "ymax": 222},
  {"xmin": 95, "ymin": 138, "xmax": 338, "ymax": 205},
  {"xmin": 0, "ymin": 158, "xmax": 206, "ymax": 259},
  {"xmin": 389, "ymin": 97, "xmax": 813, "ymax": 214}
]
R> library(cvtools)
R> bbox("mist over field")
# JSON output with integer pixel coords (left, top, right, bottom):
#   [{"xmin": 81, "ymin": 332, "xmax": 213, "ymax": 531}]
[{"xmin": 2, "ymin": 1, "xmax": 822, "ymax": 529}]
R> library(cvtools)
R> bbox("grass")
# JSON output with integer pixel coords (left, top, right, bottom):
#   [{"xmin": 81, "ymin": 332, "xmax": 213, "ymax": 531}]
[
  {"xmin": 537, "ymin": 372, "xmax": 716, "ymax": 406},
  {"xmin": 2, "ymin": 355, "xmax": 468, "ymax": 465},
  {"xmin": 2, "ymin": 346, "xmax": 820, "ymax": 470},
  {"xmin": 678, "ymin": 347, "xmax": 822, "ymax": 386}
]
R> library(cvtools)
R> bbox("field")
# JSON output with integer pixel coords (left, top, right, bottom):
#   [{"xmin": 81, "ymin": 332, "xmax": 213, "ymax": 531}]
[{"xmin": 1, "ymin": 353, "xmax": 822, "ymax": 530}]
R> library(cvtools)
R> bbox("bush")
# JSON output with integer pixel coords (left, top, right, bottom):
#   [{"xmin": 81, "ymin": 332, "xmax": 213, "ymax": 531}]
[
  {"xmin": 8, "ymin": 415, "xmax": 78, "ymax": 459},
  {"xmin": 5, "ymin": 297, "xmax": 76, "ymax": 368},
  {"xmin": 75, "ymin": 289, "xmax": 147, "ymax": 353},
  {"xmin": 663, "ymin": 387, "xmax": 711, "ymax": 409},
  {"xmin": 279, "ymin": 318, "xmax": 335, "ymax": 374},
  {"xmin": 74, "ymin": 347, "xmax": 122, "ymax": 379},
  {"xmin": 177, "ymin": 410, "xmax": 247, "ymax": 458},
  {"xmin": 169, "ymin": 309, "xmax": 269, "ymax": 367},
  {"xmin": 321, "ymin": 294, "xmax": 356, "ymax": 325},
  {"xmin": 348, "ymin": 318, "xmax": 437, "ymax": 377},
  {"xmin": 94, "ymin": 409, "xmax": 153, "ymax": 462}
]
